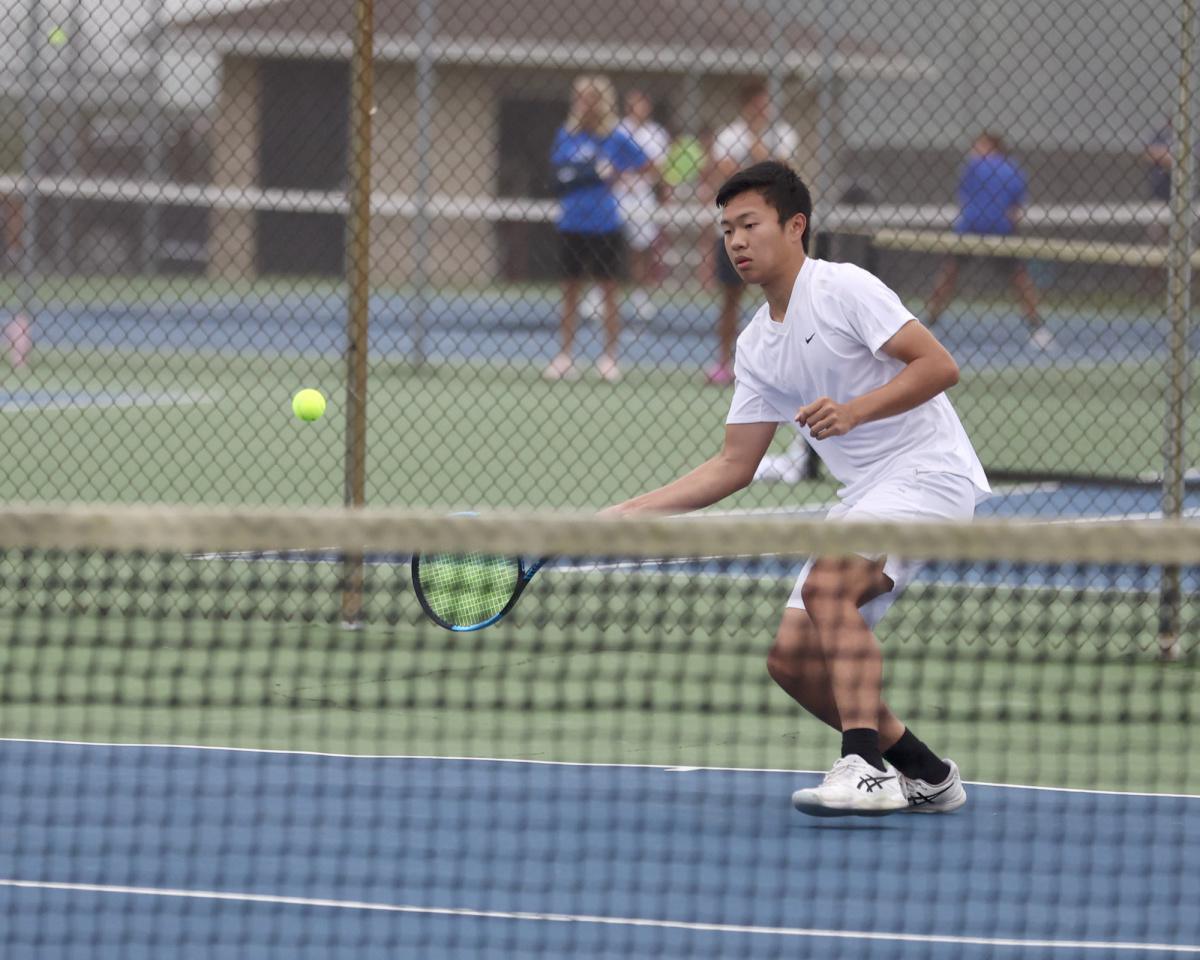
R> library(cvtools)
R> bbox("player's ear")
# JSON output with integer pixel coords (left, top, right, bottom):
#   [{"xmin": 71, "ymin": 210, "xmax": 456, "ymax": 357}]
[{"xmin": 789, "ymin": 213, "xmax": 807, "ymax": 243}]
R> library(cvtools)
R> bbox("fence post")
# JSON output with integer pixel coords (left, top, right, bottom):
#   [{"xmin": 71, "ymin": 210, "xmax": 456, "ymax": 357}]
[
  {"xmin": 1159, "ymin": 0, "xmax": 1196, "ymax": 661},
  {"xmin": 342, "ymin": 0, "xmax": 375, "ymax": 627}
]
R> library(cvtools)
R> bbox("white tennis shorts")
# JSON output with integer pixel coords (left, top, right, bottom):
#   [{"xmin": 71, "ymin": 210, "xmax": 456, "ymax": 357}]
[
  {"xmin": 618, "ymin": 189, "xmax": 661, "ymax": 252},
  {"xmin": 786, "ymin": 469, "xmax": 978, "ymax": 628}
]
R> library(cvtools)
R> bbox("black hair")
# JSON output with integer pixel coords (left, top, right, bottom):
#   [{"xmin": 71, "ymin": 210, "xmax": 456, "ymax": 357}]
[{"xmin": 715, "ymin": 161, "xmax": 812, "ymax": 252}]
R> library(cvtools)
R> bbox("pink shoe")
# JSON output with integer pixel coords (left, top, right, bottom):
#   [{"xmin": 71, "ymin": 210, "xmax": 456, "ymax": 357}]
[
  {"xmin": 6, "ymin": 313, "xmax": 31, "ymax": 368},
  {"xmin": 704, "ymin": 363, "xmax": 733, "ymax": 386}
]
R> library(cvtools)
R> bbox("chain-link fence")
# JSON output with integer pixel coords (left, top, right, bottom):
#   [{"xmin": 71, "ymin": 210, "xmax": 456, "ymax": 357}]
[{"xmin": 0, "ymin": 0, "xmax": 1194, "ymax": 515}]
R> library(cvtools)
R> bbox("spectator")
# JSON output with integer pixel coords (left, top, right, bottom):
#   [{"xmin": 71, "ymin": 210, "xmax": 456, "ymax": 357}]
[
  {"xmin": 708, "ymin": 81, "xmax": 798, "ymax": 385},
  {"xmin": 1145, "ymin": 121, "xmax": 1173, "ymax": 246},
  {"xmin": 1146, "ymin": 121, "xmax": 1172, "ymax": 204},
  {"xmin": 661, "ymin": 125, "xmax": 717, "ymax": 289},
  {"xmin": 615, "ymin": 90, "xmax": 669, "ymax": 322},
  {"xmin": 924, "ymin": 132, "xmax": 1052, "ymax": 350},
  {"xmin": 662, "ymin": 125, "xmax": 713, "ymax": 202},
  {"xmin": 546, "ymin": 75, "xmax": 649, "ymax": 383}
]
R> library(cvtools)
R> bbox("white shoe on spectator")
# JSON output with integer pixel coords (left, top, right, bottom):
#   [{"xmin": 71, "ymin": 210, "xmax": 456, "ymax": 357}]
[
  {"xmin": 543, "ymin": 353, "xmax": 579, "ymax": 381},
  {"xmin": 1030, "ymin": 326, "xmax": 1056, "ymax": 351},
  {"xmin": 596, "ymin": 354, "xmax": 621, "ymax": 383},
  {"xmin": 580, "ymin": 288, "xmax": 603, "ymax": 321},
  {"xmin": 630, "ymin": 289, "xmax": 657, "ymax": 322},
  {"xmin": 754, "ymin": 441, "xmax": 810, "ymax": 483}
]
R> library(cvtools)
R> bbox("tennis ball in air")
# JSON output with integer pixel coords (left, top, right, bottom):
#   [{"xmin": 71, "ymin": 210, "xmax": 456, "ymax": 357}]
[
  {"xmin": 292, "ymin": 388, "xmax": 326, "ymax": 422},
  {"xmin": 48, "ymin": 26, "xmax": 68, "ymax": 48}
]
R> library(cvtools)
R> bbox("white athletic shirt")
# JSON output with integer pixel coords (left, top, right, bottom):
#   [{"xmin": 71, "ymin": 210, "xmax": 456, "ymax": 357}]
[
  {"xmin": 726, "ymin": 257, "xmax": 991, "ymax": 504},
  {"xmin": 615, "ymin": 119, "xmax": 669, "ymax": 221}
]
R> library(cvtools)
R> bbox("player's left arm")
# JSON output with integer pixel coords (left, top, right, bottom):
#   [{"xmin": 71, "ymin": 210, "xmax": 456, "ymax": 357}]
[{"xmin": 796, "ymin": 321, "xmax": 959, "ymax": 440}]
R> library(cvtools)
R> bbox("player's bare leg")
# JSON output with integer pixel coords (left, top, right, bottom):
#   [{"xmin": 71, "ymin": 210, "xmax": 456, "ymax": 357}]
[
  {"xmin": 796, "ymin": 556, "xmax": 893, "ymax": 733},
  {"xmin": 767, "ymin": 606, "xmax": 906, "ymax": 748},
  {"xmin": 784, "ymin": 557, "xmax": 915, "ymax": 815},
  {"xmin": 774, "ymin": 559, "xmax": 964, "ymax": 814},
  {"xmin": 925, "ymin": 256, "xmax": 959, "ymax": 327}
]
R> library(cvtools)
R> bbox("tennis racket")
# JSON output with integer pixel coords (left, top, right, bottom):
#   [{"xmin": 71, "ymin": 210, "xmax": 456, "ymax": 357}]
[{"xmin": 412, "ymin": 550, "xmax": 548, "ymax": 632}]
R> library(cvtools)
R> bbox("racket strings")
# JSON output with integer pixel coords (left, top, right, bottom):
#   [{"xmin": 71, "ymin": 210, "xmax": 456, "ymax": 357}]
[{"xmin": 416, "ymin": 552, "xmax": 522, "ymax": 627}]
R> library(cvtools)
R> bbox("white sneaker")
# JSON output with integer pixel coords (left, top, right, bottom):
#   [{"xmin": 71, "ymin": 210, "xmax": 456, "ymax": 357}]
[
  {"xmin": 630, "ymin": 289, "xmax": 657, "ymax": 322},
  {"xmin": 543, "ymin": 353, "xmax": 579, "ymax": 381},
  {"xmin": 791, "ymin": 755, "xmax": 908, "ymax": 818},
  {"xmin": 898, "ymin": 758, "xmax": 967, "ymax": 814},
  {"xmin": 754, "ymin": 442, "xmax": 809, "ymax": 484},
  {"xmin": 580, "ymin": 288, "xmax": 604, "ymax": 321},
  {"xmin": 596, "ymin": 354, "xmax": 621, "ymax": 383},
  {"xmin": 1030, "ymin": 326, "xmax": 1055, "ymax": 351}
]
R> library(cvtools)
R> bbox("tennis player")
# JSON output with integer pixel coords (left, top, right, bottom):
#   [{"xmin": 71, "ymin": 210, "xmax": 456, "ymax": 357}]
[{"xmin": 604, "ymin": 161, "xmax": 989, "ymax": 817}]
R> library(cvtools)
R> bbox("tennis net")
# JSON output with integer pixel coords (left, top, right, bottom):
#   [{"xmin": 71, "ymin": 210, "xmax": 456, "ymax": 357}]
[{"xmin": 0, "ymin": 504, "xmax": 1195, "ymax": 957}]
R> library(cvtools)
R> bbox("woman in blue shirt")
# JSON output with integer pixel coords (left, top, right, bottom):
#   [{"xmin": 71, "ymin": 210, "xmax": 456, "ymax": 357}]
[{"xmin": 546, "ymin": 75, "xmax": 650, "ymax": 382}]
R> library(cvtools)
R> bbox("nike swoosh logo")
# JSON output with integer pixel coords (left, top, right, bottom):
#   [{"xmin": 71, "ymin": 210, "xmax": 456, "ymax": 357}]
[{"xmin": 804, "ymin": 333, "xmax": 815, "ymax": 344}]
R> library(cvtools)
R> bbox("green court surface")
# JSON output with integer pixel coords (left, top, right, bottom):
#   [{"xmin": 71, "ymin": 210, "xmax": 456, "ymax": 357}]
[
  {"xmin": 1, "ymin": 344, "xmax": 1193, "ymax": 509},
  {"xmin": 0, "ymin": 560, "xmax": 1194, "ymax": 795}
]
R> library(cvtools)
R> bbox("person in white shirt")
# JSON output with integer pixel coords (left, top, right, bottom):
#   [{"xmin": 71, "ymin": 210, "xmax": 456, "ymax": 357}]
[
  {"xmin": 707, "ymin": 82, "xmax": 798, "ymax": 387},
  {"xmin": 615, "ymin": 90, "xmax": 670, "ymax": 322},
  {"xmin": 604, "ymin": 161, "xmax": 989, "ymax": 817}
]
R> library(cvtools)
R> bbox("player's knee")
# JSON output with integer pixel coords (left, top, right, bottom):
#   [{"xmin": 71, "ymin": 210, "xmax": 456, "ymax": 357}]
[
  {"xmin": 766, "ymin": 611, "xmax": 818, "ymax": 678},
  {"xmin": 799, "ymin": 577, "xmax": 845, "ymax": 620}
]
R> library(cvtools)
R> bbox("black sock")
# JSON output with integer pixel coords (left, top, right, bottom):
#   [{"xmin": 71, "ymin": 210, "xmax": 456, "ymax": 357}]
[
  {"xmin": 883, "ymin": 729, "xmax": 951, "ymax": 784},
  {"xmin": 840, "ymin": 728, "xmax": 886, "ymax": 772}
]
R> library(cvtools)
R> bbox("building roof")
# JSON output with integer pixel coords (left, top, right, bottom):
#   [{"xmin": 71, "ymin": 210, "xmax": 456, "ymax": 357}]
[{"xmin": 177, "ymin": 0, "xmax": 930, "ymax": 79}]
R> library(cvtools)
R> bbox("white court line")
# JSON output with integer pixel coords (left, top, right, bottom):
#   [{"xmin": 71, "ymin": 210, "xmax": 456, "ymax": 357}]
[
  {"xmin": 0, "ymin": 879, "xmax": 1195, "ymax": 953},
  {"xmin": 0, "ymin": 389, "xmax": 214, "ymax": 414},
  {"xmin": 1, "ymin": 738, "xmax": 1195, "ymax": 800}
]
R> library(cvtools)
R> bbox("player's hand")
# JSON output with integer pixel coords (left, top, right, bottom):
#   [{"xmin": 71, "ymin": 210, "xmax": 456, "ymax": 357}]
[{"xmin": 795, "ymin": 397, "xmax": 861, "ymax": 440}]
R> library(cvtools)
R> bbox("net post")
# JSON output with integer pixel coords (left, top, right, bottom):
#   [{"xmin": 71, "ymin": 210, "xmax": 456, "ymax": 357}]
[
  {"xmin": 342, "ymin": 0, "xmax": 375, "ymax": 628},
  {"xmin": 1159, "ymin": 0, "xmax": 1196, "ymax": 662}
]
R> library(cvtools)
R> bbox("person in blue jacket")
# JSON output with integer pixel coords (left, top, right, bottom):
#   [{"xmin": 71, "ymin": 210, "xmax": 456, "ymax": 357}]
[
  {"xmin": 546, "ymin": 75, "xmax": 650, "ymax": 382},
  {"xmin": 925, "ymin": 132, "xmax": 1052, "ymax": 350}
]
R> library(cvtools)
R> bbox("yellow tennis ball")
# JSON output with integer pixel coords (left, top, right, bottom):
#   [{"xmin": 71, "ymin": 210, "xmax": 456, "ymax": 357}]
[
  {"xmin": 48, "ymin": 26, "xmax": 68, "ymax": 48},
  {"xmin": 292, "ymin": 388, "xmax": 326, "ymax": 422}
]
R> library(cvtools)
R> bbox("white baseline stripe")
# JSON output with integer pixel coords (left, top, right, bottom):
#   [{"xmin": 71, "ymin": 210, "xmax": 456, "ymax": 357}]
[
  {"xmin": 0, "ymin": 739, "xmax": 1196, "ymax": 800},
  {"xmin": 0, "ymin": 880, "xmax": 1195, "ymax": 954},
  {"xmin": 0, "ymin": 390, "xmax": 214, "ymax": 414}
]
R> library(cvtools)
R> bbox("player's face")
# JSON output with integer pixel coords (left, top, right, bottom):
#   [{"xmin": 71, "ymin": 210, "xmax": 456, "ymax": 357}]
[{"xmin": 720, "ymin": 191, "xmax": 803, "ymax": 284}]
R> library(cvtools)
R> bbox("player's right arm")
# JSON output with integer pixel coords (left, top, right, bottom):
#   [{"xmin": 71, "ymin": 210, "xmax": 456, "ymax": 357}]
[{"xmin": 602, "ymin": 422, "xmax": 777, "ymax": 516}]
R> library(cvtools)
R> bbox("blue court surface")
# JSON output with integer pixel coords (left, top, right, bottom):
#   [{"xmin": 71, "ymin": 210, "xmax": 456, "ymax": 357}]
[
  {"xmin": 7, "ymin": 288, "xmax": 1197, "ymax": 369},
  {"xmin": 0, "ymin": 741, "xmax": 1196, "ymax": 959}
]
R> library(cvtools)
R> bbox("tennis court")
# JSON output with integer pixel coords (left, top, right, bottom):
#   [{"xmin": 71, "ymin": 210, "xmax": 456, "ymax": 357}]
[
  {"xmin": 3, "ymin": 0, "xmax": 1198, "ymax": 953},
  {"xmin": 0, "ymin": 509, "xmax": 1196, "ymax": 958},
  {"xmin": 1, "ymin": 269, "xmax": 1196, "ymax": 509},
  {"xmin": 2, "ymin": 743, "xmax": 1195, "ymax": 959}
]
